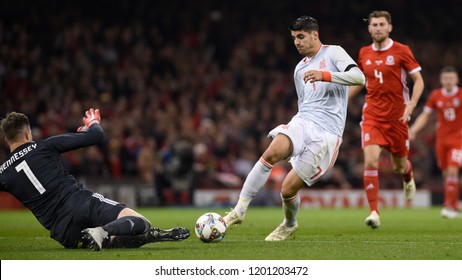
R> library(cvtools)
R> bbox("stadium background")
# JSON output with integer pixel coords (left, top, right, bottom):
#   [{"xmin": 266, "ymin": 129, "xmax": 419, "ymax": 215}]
[{"xmin": 1, "ymin": 0, "xmax": 461, "ymax": 209}]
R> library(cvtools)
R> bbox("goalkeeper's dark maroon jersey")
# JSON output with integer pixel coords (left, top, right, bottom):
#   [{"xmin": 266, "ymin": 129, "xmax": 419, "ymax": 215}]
[{"xmin": 0, "ymin": 124, "xmax": 104, "ymax": 230}]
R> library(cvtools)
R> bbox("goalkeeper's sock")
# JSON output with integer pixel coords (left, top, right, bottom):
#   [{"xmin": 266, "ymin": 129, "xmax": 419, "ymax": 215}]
[
  {"xmin": 364, "ymin": 168, "xmax": 379, "ymax": 213},
  {"xmin": 108, "ymin": 234, "xmax": 150, "ymax": 248},
  {"xmin": 282, "ymin": 193, "xmax": 300, "ymax": 227},
  {"xmin": 235, "ymin": 157, "xmax": 273, "ymax": 216},
  {"xmin": 102, "ymin": 216, "xmax": 150, "ymax": 236}
]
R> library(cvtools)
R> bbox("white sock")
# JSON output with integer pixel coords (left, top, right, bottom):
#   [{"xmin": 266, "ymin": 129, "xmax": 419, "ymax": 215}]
[
  {"xmin": 234, "ymin": 157, "xmax": 273, "ymax": 216},
  {"xmin": 282, "ymin": 193, "xmax": 300, "ymax": 227}
]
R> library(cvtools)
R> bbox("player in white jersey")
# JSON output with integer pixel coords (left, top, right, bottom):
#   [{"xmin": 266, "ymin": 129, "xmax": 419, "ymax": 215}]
[{"xmin": 223, "ymin": 15, "xmax": 365, "ymax": 241}]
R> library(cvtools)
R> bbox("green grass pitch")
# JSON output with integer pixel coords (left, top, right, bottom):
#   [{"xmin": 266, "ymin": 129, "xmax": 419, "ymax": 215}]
[{"xmin": 0, "ymin": 207, "xmax": 461, "ymax": 260}]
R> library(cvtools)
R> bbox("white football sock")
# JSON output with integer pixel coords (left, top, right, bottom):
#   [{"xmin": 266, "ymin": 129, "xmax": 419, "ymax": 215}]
[
  {"xmin": 282, "ymin": 193, "xmax": 300, "ymax": 227},
  {"xmin": 234, "ymin": 157, "xmax": 273, "ymax": 216}
]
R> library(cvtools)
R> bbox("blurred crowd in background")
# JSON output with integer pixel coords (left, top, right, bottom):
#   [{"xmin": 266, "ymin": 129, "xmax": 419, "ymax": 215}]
[{"xmin": 1, "ymin": 0, "xmax": 461, "ymax": 205}]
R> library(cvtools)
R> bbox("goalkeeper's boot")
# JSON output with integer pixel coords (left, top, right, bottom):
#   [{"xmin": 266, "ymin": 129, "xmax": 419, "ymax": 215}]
[
  {"xmin": 223, "ymin": 209, "xmax": 245, "ymax": 228},
  {"xmin": 81, "ymin": 227, "xmax": 109, "ymax": 251},
  {"xmin": 265, "ymin": 222, "xmax": 298, "ymax": 241},
  {"xmin": 365, "ymin": 210, "xmax": 381, "ymax": 229},
  {"xmin": 148, "ymin": 227, "xmax": 190, "ymax": 242},
  {"xmin": 403, "ymin": 178, "xmax": 416, "ymax": 200}
]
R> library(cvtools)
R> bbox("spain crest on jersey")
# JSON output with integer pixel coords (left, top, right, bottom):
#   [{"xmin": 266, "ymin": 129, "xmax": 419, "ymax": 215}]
[{"xmin": 319, "ymin": 58, "xmax": 326, "ymax": 70}]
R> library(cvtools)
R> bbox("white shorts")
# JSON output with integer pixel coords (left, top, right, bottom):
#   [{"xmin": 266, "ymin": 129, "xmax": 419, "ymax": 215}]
[{"xmin": 268, "ymin": 116, "xmax": 342, "ymax": 186}]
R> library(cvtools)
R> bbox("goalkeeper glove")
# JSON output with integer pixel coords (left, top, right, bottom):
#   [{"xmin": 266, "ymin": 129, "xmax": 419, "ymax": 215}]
[
  {"xmin": 83, "ymin": 108, "xmax": 101, "ymax": 127},
  {"xmin": 77, "ymin": 108, "xmax": 101, "ymax": 132}
]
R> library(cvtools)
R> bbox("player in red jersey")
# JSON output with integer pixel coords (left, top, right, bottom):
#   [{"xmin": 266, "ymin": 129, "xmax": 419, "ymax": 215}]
[
  {"xmin": 410, "ymin": 66, "xmax": 462, "ymax": 219},
  {"xmin": 349, "ymin": 11, "xmax": 425, "ymax": 228}
]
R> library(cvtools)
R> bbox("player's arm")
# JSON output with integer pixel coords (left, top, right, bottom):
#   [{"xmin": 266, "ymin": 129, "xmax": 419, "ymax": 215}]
[
  {"xmin": 330, "ymin": 45, "xmax": 365, "ymax": 86},
  {"xmin": 347, "ymin": 46, "xmax": 365, "ymax": 102},
  {"xmin": 409, "ymin": 107, "xmax": 432, "ymax": 141},
  {"xmin": 303, "ymin": 46, "xmax": 365, "ymax": 86},
  {"xmin": 400, "ymin": 71, "xmax": 424, "ymax": 123},
  {"xmin": 46, "ymin": 108, "xmax": 104, "ymax": 153},
  {"xmin": 303, "ymin": 66, "xmax": 365, "ymax": 85},
  {"xmin": 348, "ymin": 85, "xmax": 365, "ymax": 103}
]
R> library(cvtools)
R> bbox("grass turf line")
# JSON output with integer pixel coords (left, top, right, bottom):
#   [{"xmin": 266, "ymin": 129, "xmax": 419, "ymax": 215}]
[{"xmin": 0, "ymin": 207, "xmax": 461, "ymax": 260}]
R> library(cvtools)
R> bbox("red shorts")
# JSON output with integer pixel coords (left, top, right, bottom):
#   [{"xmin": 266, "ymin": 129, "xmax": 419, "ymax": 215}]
[
  {"xmin": 361, "ymin": 119, "xmax": 409, "ymax": 157},
  {"xmin": 435, "ymin": 138, "xmax": 462, "ymax": 169}
]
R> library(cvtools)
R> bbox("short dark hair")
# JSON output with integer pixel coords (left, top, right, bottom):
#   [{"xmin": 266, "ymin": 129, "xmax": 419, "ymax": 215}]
[
  {"xmin": 0, "ymin": 112, "xmax": 30, "ymax": 142},
  {"xmin": 289, "ymin": 16, "xmax": 319, "ymax": 32},
  {"xmin": 367, "ymin": 11, "xmax": 392, "ymax": 24},
  {"xmin": 440, "ymin": 66, "xmax": 458, "ymax": 75}
]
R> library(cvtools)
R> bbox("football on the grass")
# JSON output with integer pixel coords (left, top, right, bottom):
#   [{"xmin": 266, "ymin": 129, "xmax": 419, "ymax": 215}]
[{"xmin": 195, "ymin": 212, "xmax": 227, "ymax": 243}]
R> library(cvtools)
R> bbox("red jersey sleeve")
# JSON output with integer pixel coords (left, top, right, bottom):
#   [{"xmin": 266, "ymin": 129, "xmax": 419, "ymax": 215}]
[{"xmin": 424, "ymin": 90, "xmax": 438, "ymax": 112}]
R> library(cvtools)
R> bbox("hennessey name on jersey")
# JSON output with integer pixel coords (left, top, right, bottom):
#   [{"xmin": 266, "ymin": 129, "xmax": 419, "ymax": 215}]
[{"xmin": 0, "ymin": 143, "xmax": 37, "ymax": 173}]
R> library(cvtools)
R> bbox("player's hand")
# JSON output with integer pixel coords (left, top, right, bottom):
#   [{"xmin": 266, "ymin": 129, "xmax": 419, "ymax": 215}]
[
  {"xmin": 82, "ymin": 108, "xmax": 101, "ymax": 127},
  {"xmin": 399, "ymin": 104, "xmax": 414, "ymax": 124},
  {"xmin": 303, "ymin": 70, "xmax": 322, "ymax": 83}
]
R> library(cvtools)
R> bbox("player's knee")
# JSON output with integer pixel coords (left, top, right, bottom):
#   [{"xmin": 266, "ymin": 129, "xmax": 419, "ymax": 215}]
[
  {"xmin": 280, "ymin": 186, "xmax": 298, "ymax": 198},
  {"xmin": 262, "ymin": 149, "xmax": 289, "ymax": 165},
  {"xmin": 392, "ymin": 165, "xmax": 405, "ymax": 174},
  {"xmin": 446, "ymin": 167, "xmax": 459, "ymax": 179},
  {"xmin": 364, "ymin": 161, "xmax": 379, "ymax": 169},
  {"xmin": 391, "ymin": 160, "xmax": 407, "ymax": 174}
]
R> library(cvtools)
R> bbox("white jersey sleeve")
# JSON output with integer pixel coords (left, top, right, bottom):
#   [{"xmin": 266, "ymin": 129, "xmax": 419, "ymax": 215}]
[{"xmin": 328, "ymin": 46, "xmax": 365, "ymax": 86}]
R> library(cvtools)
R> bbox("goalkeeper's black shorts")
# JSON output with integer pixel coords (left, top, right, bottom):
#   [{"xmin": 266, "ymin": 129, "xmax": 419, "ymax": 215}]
[{"xmin": 50, "ymin": 188, "xmax": 126, "ymax": 248}]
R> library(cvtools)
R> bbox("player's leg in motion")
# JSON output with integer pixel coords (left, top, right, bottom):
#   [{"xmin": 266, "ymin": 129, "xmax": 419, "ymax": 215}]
[
  {"xmin": 363, "ymin": 145, "xmax": 381, "ymax": 229},
  {"xmin": 107, "ymin": 227, "xmax": 190, "ymax": 248},
  {"xmin": 223, "ymin": 157, "xmax": 273, "ymax": 226},
  {"xmin": 224, "ymin": 134, "xmax": 292, "ymax": 227},
  {"xmin": 81, "ymin": 215, "xmax": 150, "ymax": 251},
  {"xmin": 401, "ymin": 159, "xmax": 416, "ymax": 200},
  {"xmin": 265, "ymin": 170, "xmax": 302, "ymax": 241},
  {"xmin": 441, "ymin": 165, "xmax": 461, "ymax": 218},
  {"xmin": 81, "ymin": 213, "xmax": 151, "ymax": 250},
  {"xmin": 82, "ymin": 208, "xmax": 190, "ymax": 250}
]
